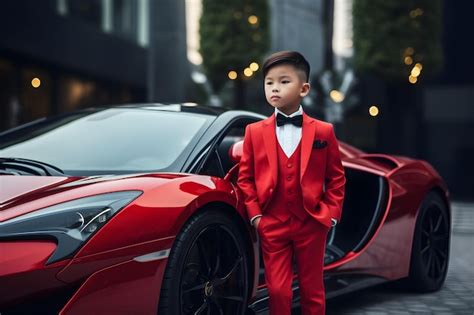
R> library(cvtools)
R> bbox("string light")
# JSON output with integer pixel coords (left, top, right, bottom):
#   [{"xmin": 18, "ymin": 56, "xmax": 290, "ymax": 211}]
[
  {"xmin": 329, "ymin": 90, "xmax": 345, "ymax": 103},
  {"xmin": 248, "ymin": 15, "xmax": 258, "ymax": 25},
  {"xmin": 249, "ymin": 62, "xmax": 259, "ymax": 71},
  {"xmin": 405, "ymin": 47, "xmax": 415, "ymax": 56},
  {"xmin": 31, "ymin": 77, "xmax": 41, "ymax": 88},
  {"xmin": 404, "ymin": 56, "xmax": 413, "ymax": 65},
  {"xmin": 410, "ymin": 8, "xmax": 424, "ymax": 18},
  {"xmin": 228, "ymin": 71, "xmax": 237, "ymax": 80},
  {"xmin": 369, "ymin": 106, "xmax": 379, "ymax": 117},
  {"xmin": 409, "ymin": 75, "xmax": 418, "ymax": 84},
  {"xmin": 411, "ymin": 66, "xmax": 421, "ymax": 77}
]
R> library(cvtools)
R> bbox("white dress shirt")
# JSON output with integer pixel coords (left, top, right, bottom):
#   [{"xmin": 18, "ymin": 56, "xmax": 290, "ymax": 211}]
[
  {"xmin": 275, "ymin": 106, "xmax": 303, "ymax": 158},
  {"xmin": 250, "ymin": 105, "xmax": 337, "ymax": 227}
]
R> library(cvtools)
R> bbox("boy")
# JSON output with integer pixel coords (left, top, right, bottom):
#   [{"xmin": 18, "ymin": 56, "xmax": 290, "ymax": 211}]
[{"xmin": 237, "ymin": 51, "xmax": 346, "ymax": 315}]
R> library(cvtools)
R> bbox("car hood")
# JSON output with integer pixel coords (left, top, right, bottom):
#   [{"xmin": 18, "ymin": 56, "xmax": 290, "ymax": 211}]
[
  {"xmin": 1, "ymin": 176, "xmax": 71, "ymax": 205},
  {"xmin": 0, "ymin": 173, "xmax": 188, "ymax": 221}
]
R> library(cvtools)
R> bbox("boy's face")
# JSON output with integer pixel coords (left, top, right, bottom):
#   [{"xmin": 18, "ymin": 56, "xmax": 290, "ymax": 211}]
[{"xmin": 264, "ymin": 63, "xmax": 310, "ymax": 114}]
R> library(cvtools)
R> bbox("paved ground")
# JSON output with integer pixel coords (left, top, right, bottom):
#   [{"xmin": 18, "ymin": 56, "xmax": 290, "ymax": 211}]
[{"xmin": 291, "ymin": 202, "xmax": 474, "ymax": 315}]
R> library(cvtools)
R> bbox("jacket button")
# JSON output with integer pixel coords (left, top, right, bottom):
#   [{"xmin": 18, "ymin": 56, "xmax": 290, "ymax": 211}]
[
  {"xmin": 287, "ymin": 163, "xmax": 293, "ymax": 168},
  {"xmin": 269, "ymin": 188, "xmax": 273, "ymax": 193}
]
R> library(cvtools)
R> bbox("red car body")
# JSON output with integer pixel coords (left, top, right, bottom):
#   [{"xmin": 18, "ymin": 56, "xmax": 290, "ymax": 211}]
[{"xmin": 0, "ymin": 104, "xmax": 451, "ymax": 314}]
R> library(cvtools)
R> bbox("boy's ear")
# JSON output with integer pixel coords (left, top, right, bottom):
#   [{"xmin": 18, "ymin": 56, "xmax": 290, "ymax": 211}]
[{"xmin": 300, "ymin": 82, "xmax": 311, "ymax": 97}]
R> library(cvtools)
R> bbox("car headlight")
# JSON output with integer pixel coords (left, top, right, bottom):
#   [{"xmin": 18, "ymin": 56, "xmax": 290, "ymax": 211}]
[{"xmin": 0, "ymin": 191, "xmax": 142, "ymax": 264}]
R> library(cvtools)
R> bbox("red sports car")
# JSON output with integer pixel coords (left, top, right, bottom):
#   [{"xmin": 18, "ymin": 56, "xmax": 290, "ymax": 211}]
[{"xmin": 0, "ymin": 104, "xmax": 451, "ymax": 314}]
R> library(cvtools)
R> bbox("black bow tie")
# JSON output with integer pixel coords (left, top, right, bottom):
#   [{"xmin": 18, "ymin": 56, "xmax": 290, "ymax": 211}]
[{"xmin": 276, "ymin": 113, "xmax": 303, "ymax": 127}]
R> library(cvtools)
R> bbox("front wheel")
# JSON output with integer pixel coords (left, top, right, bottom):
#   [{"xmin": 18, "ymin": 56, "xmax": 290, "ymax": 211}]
[
  {"xmin": 158, "ymin": 210, "xmax": 249, "ymax": 314},
  {"xmin": 405, "ymin": 192, "xmax": 450, "ymax": 292}
]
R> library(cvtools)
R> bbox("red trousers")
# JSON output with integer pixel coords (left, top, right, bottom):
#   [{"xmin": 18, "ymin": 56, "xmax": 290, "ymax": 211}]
[{"xmin": 258, "ymin": 213, "xmax": 330, "ymax": 315}]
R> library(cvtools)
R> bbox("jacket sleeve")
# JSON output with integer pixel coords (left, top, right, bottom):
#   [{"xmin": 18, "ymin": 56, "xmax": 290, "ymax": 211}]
[
  {"xmin": 237, "ymin": 124, "xmax": 262, "ymax": 220},
  {"xmin": 319, "ymin": 124, "xmax": 346, "ymax": 222}
]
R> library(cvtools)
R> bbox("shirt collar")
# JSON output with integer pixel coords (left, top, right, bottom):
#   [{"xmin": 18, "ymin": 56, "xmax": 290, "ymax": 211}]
[{"xmin": 274, "ymin": 105, "xmax": 303, "ymax": 118}]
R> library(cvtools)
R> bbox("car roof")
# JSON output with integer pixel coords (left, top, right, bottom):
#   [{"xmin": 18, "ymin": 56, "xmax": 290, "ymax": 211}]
[
  {"xmin": 108, "ymin": 103, "xmax": 266, "ymax": 123},
  {"xmin": 113, "ymin": 103, "xmax": 228, "ymax": 116}
]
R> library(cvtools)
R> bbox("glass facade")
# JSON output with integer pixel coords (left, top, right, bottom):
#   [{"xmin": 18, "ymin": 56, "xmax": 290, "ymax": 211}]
[
  {"xmin": 0, "ymin": 58, "xmax": 19, "ymax": 131},
  {"xmin": 0, "ymin": 0, "xmax": 189, "ymax": 133},
  {"xmin": 0, "ymin": 58, "xmax": 136, "ymax": 132},
  {"xmin": 56, "ymin": 0, "xmax": 149, "ymax": 47},
  {"xmin": 0, "ymin": 0, "xmax": 151, "ymax": 132}
]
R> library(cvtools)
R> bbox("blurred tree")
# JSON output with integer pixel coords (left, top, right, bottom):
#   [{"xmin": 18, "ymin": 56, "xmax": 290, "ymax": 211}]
[
  {"xmin": 199, "ymin": 0, "xmax": 269, "ymax": 108},
  {"xmin": 352, "ymin": 0, "xmax": 444, "ymax": 157},
  {"xmin": 353, "ymin": 0, "xmax": 443, "ymax": 81}
]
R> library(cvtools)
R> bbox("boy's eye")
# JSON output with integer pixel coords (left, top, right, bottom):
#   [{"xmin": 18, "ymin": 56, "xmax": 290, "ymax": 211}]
[
  {"xmin": 266, "ymin": 81, "xmax": 273, "ymax": 85},
  {"xmin": 282, "ymin": 80, "xmax": 290, "ymax": 84}
]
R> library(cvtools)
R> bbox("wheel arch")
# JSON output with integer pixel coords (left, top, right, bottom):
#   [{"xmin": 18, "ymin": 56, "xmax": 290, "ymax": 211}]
[
  {"xmin": 429, "ymin": 185, "xmax": 451, "ymax": 221},
  {"xmin": 175, "ymin": 200, "xmax": 257, "ymax": 307},
  {"xmin": 412, "ymin": 184, "xmax": 451, "ymax": 228},
  {"xmin": 401, "ymin": 186, "xmax": 451, "ymax": 292}
]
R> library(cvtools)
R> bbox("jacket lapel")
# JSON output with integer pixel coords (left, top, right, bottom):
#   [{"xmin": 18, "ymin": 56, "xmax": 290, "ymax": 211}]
[
  {"xmin": 262, "ymin": 113, "xmax": 278, "ymax": 186},
  {"xmin": 300, "ymin": 112, "xmax": 317, "ymax": 182}
]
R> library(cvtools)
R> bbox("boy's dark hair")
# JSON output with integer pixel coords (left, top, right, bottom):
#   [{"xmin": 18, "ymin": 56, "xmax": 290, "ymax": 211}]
[{"xmin": 262, "ymin": 50, "xmax": 310, "ymax": 82}]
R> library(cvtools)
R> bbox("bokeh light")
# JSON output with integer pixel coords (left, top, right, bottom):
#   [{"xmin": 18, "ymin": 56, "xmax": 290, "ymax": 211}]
[
  {"xmin": 31, "ymin": 77, "xmax": 41, "ymax": 88},
  {"xmin": 228, "ymin": 71, "xmax": 237, "ymax": 80},
  {"xmin": 249, "ymin": 62, "xmax": 259, "ymax": 71},
  {"xmin": 369, "ymin": 105, "xmax": 379, "ymax": 117}
]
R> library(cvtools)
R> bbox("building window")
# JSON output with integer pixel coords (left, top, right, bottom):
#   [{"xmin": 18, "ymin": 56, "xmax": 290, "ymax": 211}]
[
  {"xmin": 137, "ymin": 0, "xmax": 150, "ymax": 47},
  {"xmin": 67, "ymin": 0, "xmax": 103, "ymax": 28},
  {"xmin": 112, "ymin": 0, "xmax": 138, "ymax": 41},
  {"xmin": 56, "ymin": 0, "xmax": 147, "ymax": 46},
  {"xmin": 20, "ymin": 67, "xmax": 52, "ymax": 124},
  {"xmin": 0, "ymin": 59, "xmax": 19, "ymax": 131}
]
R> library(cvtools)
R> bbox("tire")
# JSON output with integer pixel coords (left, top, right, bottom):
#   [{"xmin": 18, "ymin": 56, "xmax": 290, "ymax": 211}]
[
  {"xmin": 405, "ymin": 192, "xmax": 451, "ymax": 292},
  {"xmin": 158, "ymin": 209, "xmax": 249, "ymax": 315}
]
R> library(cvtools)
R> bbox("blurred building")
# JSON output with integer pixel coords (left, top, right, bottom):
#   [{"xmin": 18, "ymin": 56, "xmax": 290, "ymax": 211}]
[
  {"xmin": 269, "ymin": 0, "xmax": 326, "ymax": 80},
  {"xmin": 422, "ymin": 1, "xmax": 474, "ymax": 200},
  {"xmin": 0, "ymin": 0, "xmax": 189, "ymax": 132}
]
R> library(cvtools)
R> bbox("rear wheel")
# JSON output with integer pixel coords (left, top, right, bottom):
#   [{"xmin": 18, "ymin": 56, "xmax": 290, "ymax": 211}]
[
  {"xmin": 158, "ymin": 210, "xmax": 249, "ymax": 314},
  {"xmin": 405, "ymin": 192, "xmax": 450, "ymax": 292}
]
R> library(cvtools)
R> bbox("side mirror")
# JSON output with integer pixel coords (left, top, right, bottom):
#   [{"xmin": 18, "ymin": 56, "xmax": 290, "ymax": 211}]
[{"xmin": 228, "ymin": 140, "xmax": 243, "ymax": 164}]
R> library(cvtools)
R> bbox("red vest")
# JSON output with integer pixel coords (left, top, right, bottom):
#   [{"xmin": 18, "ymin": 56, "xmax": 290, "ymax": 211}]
[{"xmin": 265, "ymin": 140, "xmax": 309, "ymax": 222}]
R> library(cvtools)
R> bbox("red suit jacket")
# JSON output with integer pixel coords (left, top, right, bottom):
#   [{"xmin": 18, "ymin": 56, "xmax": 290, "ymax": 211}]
[{"xmin": 237, "ymin": 112, "xmax": 346, "ymax": 228}]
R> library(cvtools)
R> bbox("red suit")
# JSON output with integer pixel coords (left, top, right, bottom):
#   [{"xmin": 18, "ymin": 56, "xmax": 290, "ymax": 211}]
[{"xmin": 237, "ymin": 112, "xmax": 345, "ymax": 315}]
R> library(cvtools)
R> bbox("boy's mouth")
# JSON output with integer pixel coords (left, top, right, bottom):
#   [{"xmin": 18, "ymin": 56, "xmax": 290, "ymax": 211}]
[{"xmin": 270, "ymin": 96, "xmax": 280, "ymax": 101}]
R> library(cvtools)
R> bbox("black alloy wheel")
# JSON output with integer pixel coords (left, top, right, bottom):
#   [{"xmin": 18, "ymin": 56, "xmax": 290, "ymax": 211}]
[
  {"xmin": 406, "ymin": 192, "xmax": 450, "ymax": 292},
  {"xmin": 158, "ymin": 210, "xmax": 249, "ymax": 315}
]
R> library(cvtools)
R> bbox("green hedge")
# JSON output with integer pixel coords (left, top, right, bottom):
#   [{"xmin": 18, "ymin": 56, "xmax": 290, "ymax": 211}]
[
  {"xmin": 353, "ymin": 0, "xmax": 443, "ymax": 81},
  {"xmin": 200, "ymin": 0, "xmax": 269, "ymax": 91}
]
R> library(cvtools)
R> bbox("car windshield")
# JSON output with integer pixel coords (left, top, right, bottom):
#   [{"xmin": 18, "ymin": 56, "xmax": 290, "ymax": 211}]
[{"xmin": 0, "ymin": 108, "xmax": 213, "ymax": 174}]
